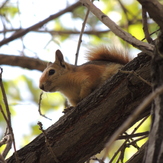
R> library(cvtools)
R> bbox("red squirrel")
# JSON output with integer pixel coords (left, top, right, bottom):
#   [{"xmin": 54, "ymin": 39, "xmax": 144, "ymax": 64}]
[{"xmin": 39, "ymin": 46, "xmax": 130, "ymax": 106}]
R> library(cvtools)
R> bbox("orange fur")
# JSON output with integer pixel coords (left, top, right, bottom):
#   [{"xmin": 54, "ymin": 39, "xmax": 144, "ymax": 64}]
[
  {"xmin": 39, "ymin": 46, "xmax": 131, "ymax": 107},
  {"xmin": 86, "ymin": 46, "xmax": 130, "ymax": 64}
]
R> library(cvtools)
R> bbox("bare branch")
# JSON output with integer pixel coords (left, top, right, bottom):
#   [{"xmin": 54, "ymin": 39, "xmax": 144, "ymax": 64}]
[
  {"xmin": 1, "ymin": 134, "xmax": 12, "ymax": 159},
  {"xmin": 0, "ymin": 2, "xmax": 81, "ymax": 47},
  {"xmin": 0, "ymin": 29, "xmax": 111, "ymax": 35},
  {"xmin": 0, "ymin": 134, "xmax": 12, "ymax": 159},
  {"xmin": 137, "ymin": 0, "xmax": 163, "ymax": 32},
  {"xmin": 0, "ymin": 54, "xmax": 46, "ymax": 71},
  {"xmin": 37, "ymin": 121, "xmax": 59, "ymax": 163},
  {"xmin": 142, "ymin": 7, "xmax": 154, "ymax": 44},
  {"xmin": 0, "ymin": 69, "xmax": 19, "ymax": 162},
  {"xmin": 120, "ymin": 70, "xmax": 151, "ymax": 86},
  {"xmin": 126, "ymin": 143, "xmax": 146, "ymax": 163},
  {"xmin": 79, "ymin": 0, "xmax": 154, "ymax": 54},
  {"xmin": 75, "ymin": 0, "xmax": 92, "ymax": 65},
  {"xmin": 0, "ymin": 0, "xmax": 9, "ymax": 9},
  {"xmin": 118, "ymin": 131, "xmax": 149, "ymax": 140},
  {"xmin": 108, "ymin": 116, "xmax": 149, "ymax": 163},
  {"xmin": 38, "ymin": 92, "xmax": 52, "ymax": 120}
]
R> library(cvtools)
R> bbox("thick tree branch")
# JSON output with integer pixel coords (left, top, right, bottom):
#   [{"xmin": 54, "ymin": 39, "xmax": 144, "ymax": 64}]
[
  {"xmin": 137, "ymin": 0, "xmax": 163, "ymax": 32},
  {"xmin": 0, "ymin": 2, "xmax": 81, "ymax": 47},
  {"xmin": 0, "ymin": 54, "xmax": 46, "ymax": 71},
  {"xmin": 79, "ymin": 0, "xmax": 154, "ymax": 55},
  {"xmin": 6, "ymin": 53, "xmax": 152, "ymax": 163},
  {"xmin": 144, "ymin": 33, "xmax": 163, "ymax": 163}
]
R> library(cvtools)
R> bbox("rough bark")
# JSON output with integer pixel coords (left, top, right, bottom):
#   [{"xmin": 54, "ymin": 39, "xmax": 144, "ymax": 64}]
[
  {"xmin": 143, "ymin": 34, "xmax": 163, "ymax": 163},
  {"xmin": 6, "ymin": 53, "xmax": 152, "ymax": 163}
]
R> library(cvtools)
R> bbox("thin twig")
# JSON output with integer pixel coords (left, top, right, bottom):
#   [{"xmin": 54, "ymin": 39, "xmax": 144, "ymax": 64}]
[
  {"xmin": 123, "ymin": 133, "xmax": 139, "ymax": 150},
  {"xmin": 120, "ymin": 70, "xmax": 151, "ymax": 87},
  {"xmin": 75, "ymin": 1, "xmax": 93, "ymax": 65},
  {"xmin": 127, "ymin": 135, "xmax": 148, "ymax": 146},
  {"xmin": 0, "ymin": 68, "xmax": 19, "ymax": 162},
  {"xmin": 0, "ymin": 106, "xmax": 16, "ymax": 160},
  {"xmin": 1, "ymin": 134, "xmax": 12, "ymax": 159},
  {"xmin": 38, "ymin": 92, "xmax": 52, "ymax": 120},
  {"xmin": 0, "ymin": 0, "xmax": 9, "ymax": 9},
  {"xmin": 117, "ymin": 0, "xmax": 132, "ymax": 31},
  {"xmin": 137, "ymin": 0, "xmax": 163, "ymax": 31},
  {"xmin": 0, "ymin": 134, "xmax": 12, "ymax": 159},
  {"xmin": 131, "ymin": 116, "xmax": 149, "ymax": 134},
  {"xmin": 102, "ymin": 85, "xmax": 163, "ymax": 161},
  {"xmin": 141, "ymin": 29, "xmax": 160, "ymax": 42},
  {"xmin": 37, "ymin": 121, "xmax": 59, "ymax": 163},
  {"xmin": 118, "ymin": 131, "xmax": 149, "ymax": 139},
  {"xmin": 109, "ymin": 116, "xmax": 149, "ymax": 163},
  {"xmin": 91, "ymin": 157, "xmax": 104, "ymax": 163},
  {"xmin": 142, "ymin": 7, "xmax": 153, "ymax": 44},
  {"xmin": 0, "ymin": 68, "xmax": 11, "ymax": 124},
  {"xmin": 0, "ymin": 135, "xmax": 8, "ymax": 147}
]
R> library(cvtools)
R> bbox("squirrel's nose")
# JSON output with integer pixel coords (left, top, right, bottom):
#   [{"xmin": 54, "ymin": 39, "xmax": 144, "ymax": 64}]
[{"xmin": 39, "ymin": 84, "xmax": 44, "ymax": 90}]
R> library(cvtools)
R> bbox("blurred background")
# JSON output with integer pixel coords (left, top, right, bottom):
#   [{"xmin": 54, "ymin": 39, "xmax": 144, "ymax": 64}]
[{"xmin": 0, "ymin": 0, "xmax": 156, "ymax": 161}]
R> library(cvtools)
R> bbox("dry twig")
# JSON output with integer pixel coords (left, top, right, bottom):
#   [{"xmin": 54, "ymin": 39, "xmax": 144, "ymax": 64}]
[
  {"xmin": 75, "ymin": 1, "xmax": 91, "ymax": 65},
  {"xmin": 108, "ymin": 116, "xmax": 149, "ymax": 163},
  {"xmin": 0, "ymin": 68, "xmax": 19, "ymax": 162},
  {"xmin": 142, "ymin": 7, "xmax": 153, "ymax": 44},
  {"xmin": 37, "ymin": 121, "xmax": 59, "ymax": 163},
  {"xmin": 118, "ymin": 131, "xmax": 149, "ymax": 140},
  {"xmin": 120, "ymin": 70, "xmax": 151, "ymax": 87},
  {"xmin": 38, "ymin": 92, "xmax": 52, "ymax": 120}
]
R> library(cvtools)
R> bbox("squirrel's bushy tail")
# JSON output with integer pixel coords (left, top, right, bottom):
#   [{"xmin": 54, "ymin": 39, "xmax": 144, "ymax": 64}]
[{"xmin": 86, "ymin": 45, "xmax": 130, "ymax": 64}]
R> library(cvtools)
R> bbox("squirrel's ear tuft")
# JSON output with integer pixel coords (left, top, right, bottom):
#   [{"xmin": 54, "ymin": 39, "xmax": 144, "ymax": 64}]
[
  {"xmin": 55, "ymin": 50, "xmax": 66, "ymax": 68},
  {"xmin": 55, "ymin": 50, "xmax": 64, "ymax": 62}
]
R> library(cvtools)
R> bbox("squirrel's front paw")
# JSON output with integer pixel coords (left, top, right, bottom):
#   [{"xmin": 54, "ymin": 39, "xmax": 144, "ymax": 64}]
[{"xmin": 62, "ymin": 106, "xmax": 74, "ymax": 113}]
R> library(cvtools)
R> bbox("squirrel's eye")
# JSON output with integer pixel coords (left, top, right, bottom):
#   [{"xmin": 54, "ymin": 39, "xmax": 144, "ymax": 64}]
[{"xmin": 48, "ymin": 69, "xmax": 55, "ymax": 76}]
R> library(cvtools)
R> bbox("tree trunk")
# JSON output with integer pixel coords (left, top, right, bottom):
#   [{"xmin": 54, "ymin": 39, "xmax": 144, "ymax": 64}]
[{"xmin": 143, "ymin": 34, "xmax": 163, "ymax": 163}]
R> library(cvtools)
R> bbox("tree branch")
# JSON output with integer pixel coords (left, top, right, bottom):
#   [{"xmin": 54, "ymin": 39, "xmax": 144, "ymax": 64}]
[
  {"xmin": 79, "ymin": 0, "xmax": 154, "ymax": 55},
  {"xmin": 126, "ymin": 143, "xmax": 146, "ymax": 163},
  {"xmin": 0, "ymin": 2, "xmax": 81, "ymax": 47},
  {"xmin": 137, "ymin": 0, "xmax": 163, "ymax": 32},
  {"xmin": 143, "ymin": 33, "xmax": 163, "ymax": 163},
  {"xmin": 0, "ymin": 54, "xmax": 46, "ymax": 71},
  {"xmin": 0, "ymin": 29, "xmax": 111, "ymax": 36},
  {"xmin": 6, "ymin": 52, "xmax": 152, "ymax": 163}
]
